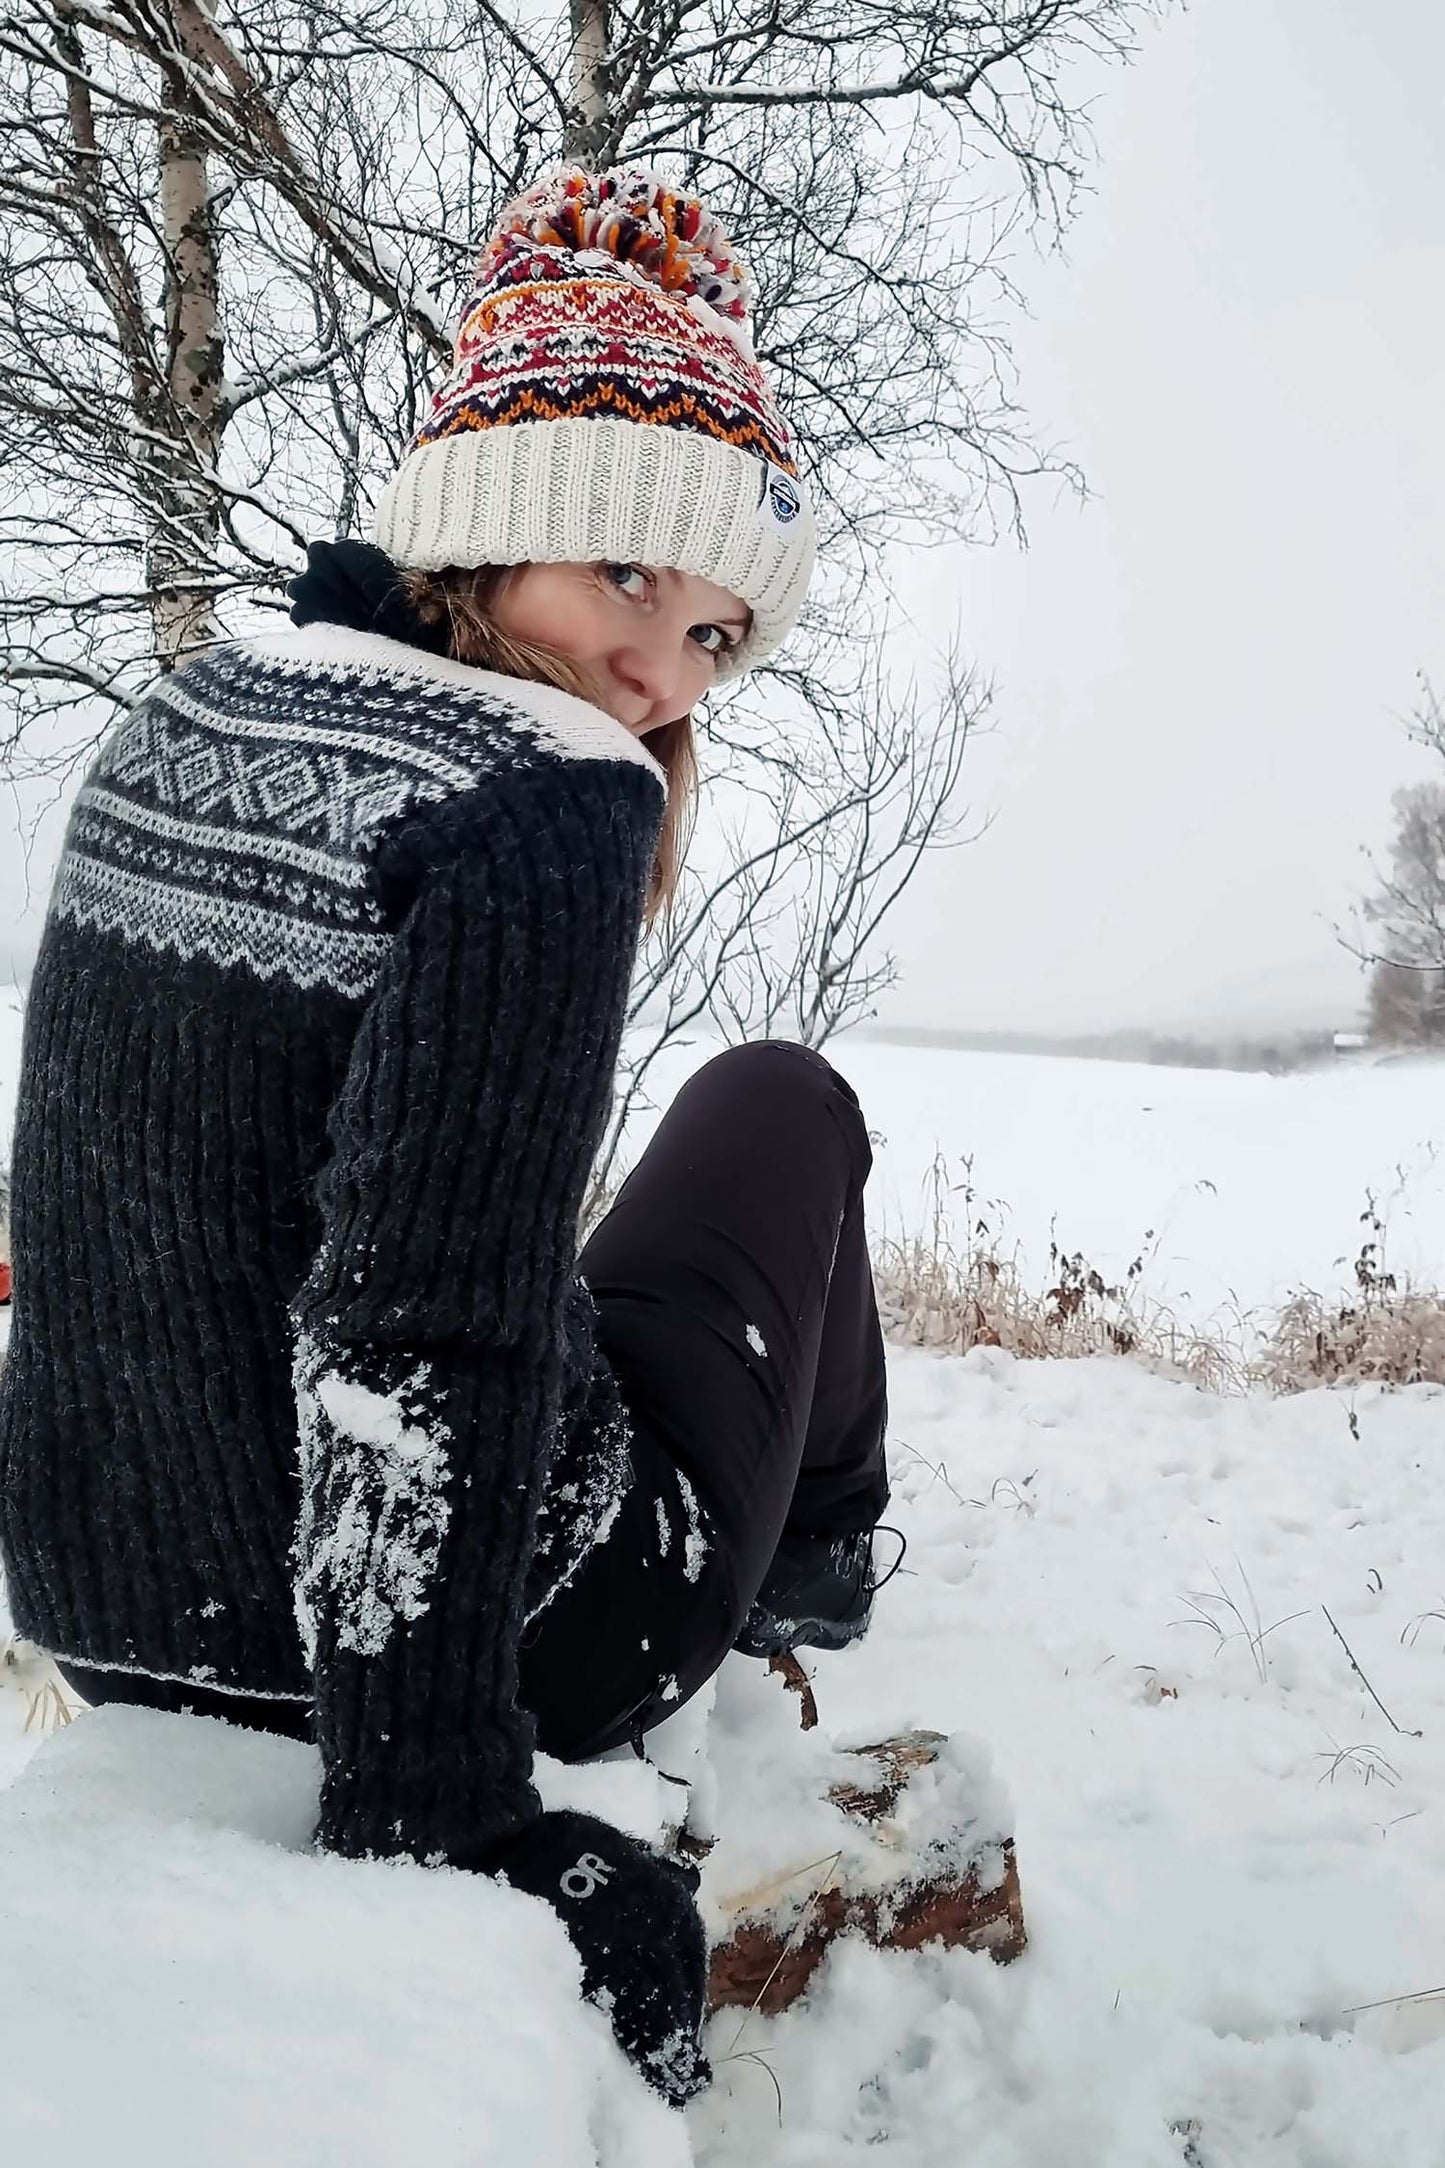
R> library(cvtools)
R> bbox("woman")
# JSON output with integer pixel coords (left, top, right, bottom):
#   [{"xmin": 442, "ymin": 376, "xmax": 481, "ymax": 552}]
[{"xmin": 0, "ymin": 166, "xmax": 890, "ymax": 2103}]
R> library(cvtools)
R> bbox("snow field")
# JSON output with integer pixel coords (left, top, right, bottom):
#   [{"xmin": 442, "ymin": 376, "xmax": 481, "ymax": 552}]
[
  {"xmin": 6, "ymin": 1351, "xmax": 1444, "ymax": 2163},
  {"xmin": 9, "ymin": 990, "xmax": 1445, "ymax": 1326},
  {"xmin": 687, "ymin": 1349, "xmax": 1445, "ymax": 2165}
]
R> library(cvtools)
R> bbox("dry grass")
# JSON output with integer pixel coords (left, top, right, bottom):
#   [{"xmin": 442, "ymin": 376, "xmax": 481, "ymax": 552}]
[
  {"xmin": 7, "ymin": 1140, "xmax": 1445, "ymax": 1399},
  {"xmin": 870, "ymin": 1155, "xmax": 1245, "ymax": 1393},
  {"xmin": 872, "ymin": 1161, "xmax": 1445, "ymax": 1397},
  {"xmin": 1251, "ymin": 1287, "xmax": 1445, "ymax": 1393},
  {"xmin": 1248, "ymin": 1197, "xmax": 1445, "ymax": 1393}
]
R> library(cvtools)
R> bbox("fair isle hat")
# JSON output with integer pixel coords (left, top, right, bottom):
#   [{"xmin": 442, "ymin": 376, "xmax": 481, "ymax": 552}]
[{"xmin": 374, "ymin": 165, "xmax": 814, "ymax": 679}]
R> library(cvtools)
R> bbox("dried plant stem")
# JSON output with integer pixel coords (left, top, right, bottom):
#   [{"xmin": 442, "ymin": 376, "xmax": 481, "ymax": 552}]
[
  {"xmin": 1323, "ymin": 1606, "xmax": 1423, "ymax": 1738},
  {"xmin": 1343, "ymin": 1984, "xmax": 1445, "ymax": 2016}
]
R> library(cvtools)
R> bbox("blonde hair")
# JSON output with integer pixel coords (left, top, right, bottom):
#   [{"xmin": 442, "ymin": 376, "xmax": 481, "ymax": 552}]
[{"xmin": 397, "ymin": 564, "xmax": 697, "ymax": 926}]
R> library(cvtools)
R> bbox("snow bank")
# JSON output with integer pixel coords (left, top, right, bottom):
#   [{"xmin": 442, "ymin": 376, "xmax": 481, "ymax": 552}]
[{"xmin": 0, "ymin": 1708, "xmax": 688, "ymax": 2168}]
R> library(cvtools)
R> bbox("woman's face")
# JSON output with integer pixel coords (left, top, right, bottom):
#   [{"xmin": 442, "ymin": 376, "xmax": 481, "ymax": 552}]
[{"xmin": 488, "ymin": 562, "xmax": 750, "ymax": 736}]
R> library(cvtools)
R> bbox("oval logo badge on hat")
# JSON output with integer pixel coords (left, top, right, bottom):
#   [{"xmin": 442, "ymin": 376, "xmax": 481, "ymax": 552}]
[{"xmin": 756, "ymin": 463, "xmax": 804, "ymax": 534}]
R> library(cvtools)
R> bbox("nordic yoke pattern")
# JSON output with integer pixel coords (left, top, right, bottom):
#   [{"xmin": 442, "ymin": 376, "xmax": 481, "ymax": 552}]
[
  {"xmin": 0, "ymin": 620, "xmax": 663, "ymax": 1866},
  {"xmin": 373, "ymin": 165, "xmax": 815, "ymax": 675}
]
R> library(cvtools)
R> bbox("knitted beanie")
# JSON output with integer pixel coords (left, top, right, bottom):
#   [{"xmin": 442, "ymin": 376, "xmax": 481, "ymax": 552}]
[{"xmin": 373, "ymin": 165, "xmax": 814, "ymax": 677}]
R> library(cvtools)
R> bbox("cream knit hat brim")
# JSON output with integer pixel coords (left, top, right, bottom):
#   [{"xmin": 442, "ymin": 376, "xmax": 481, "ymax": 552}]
[{"xmin": 373, "ymin": 416, "xmax": 814, "ymax": 679}]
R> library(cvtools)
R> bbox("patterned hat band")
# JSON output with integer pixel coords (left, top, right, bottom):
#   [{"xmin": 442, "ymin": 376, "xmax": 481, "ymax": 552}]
[{"xmin": 372, "ymin": 167, "xmax": 815, "ymax": 676}]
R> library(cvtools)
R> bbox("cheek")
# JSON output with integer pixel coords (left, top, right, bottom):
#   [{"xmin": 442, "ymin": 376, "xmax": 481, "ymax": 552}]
[
  {"xmin": 684, "ymin": 646, "xmax": 720, "ymax": 697},
  {"xmin": 501, "ymin": 573, "xmax": 602, "ymax": 658}
]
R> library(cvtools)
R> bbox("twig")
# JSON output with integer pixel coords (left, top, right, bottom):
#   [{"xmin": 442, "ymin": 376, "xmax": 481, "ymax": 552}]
[
  {"xmin": 1172, "ymin": 1563, "xmax": 1309, "ymax": 1686},
  {"xmin": 714, "ymin": 2046, "xmax": 784, "ymax": 2123},
  {"xmin": 1322, "ymin": 1606, "xmax": 1423, "ymax": 1738},
  {"xmin": 891, "ymin": 1439, "xmax": 968, "ymax": 1507},
  {"xmin": 1314, "ymin": 1739, "xmax": 1399, "ymax": 1789},
  {"xmin": 1342, "ymin": 1984, "xmax": 1445, "ymax": 2016},
  {"xmin": 769, "ymin": 1650, "xmax": 819, "ymax": 1731}
]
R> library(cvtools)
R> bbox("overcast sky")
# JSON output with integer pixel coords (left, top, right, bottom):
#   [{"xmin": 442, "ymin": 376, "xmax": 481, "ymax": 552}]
[
  {"xmin": 3, "ymin": 0, "xmax": 1442, "ymax": 1042},
  {"xmin": 874, "ymin": 0, "xmax": 1445, "ymax": 1038}
]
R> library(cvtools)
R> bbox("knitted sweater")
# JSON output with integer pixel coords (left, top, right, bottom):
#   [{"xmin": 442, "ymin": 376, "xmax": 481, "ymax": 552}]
[{"xmin": 0, "ymin": 619, "xmax": 663, "ymax": 1865}]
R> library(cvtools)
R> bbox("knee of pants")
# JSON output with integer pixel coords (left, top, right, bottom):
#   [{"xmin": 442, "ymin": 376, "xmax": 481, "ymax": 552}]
[
  {"xmin": 690, "ymin": 1037, "xmax": 857, "ymax": 1101},
  {"xmin": 686, "ymin": 1039, "xmax": 872, "ymax": 1173}
]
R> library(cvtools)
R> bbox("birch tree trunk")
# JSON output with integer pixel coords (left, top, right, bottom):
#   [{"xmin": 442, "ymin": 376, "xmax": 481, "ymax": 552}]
[
  {"xmin": 565, "ymin": 0, "xmax": 609, "ymax": 167},
  {"xmin": 151, "ymin": 71, "xmax": 224, "ymax": 667}
]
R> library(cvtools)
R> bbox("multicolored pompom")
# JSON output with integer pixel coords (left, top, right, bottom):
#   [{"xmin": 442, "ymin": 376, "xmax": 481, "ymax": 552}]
[{"xmin": 482, "ymin": 165, "xmax": 756, "ymax": 354}]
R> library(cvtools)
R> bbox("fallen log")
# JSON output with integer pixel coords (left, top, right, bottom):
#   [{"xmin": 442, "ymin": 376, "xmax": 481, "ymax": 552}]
[{"xmin": 706, "ymin": 1729, "xmax": 1027, "ymax": 2015}]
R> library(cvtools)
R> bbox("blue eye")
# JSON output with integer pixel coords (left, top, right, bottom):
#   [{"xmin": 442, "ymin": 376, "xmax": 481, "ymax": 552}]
[{"xmin": 602, "ymin": 564, "xmax": 738, "ymax": 661}]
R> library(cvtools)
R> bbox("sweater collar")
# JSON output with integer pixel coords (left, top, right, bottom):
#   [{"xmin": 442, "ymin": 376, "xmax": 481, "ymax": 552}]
[
  {"xmin": 246, "ymin": 620, "xmax": 667, "ymax": 784},
  {"xmin": 282, "ymin": 542, "xmax": 666, "ymax": 783}
]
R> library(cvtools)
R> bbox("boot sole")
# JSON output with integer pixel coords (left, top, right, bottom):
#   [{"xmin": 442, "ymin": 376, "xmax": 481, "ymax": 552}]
[{"xmin": 732, "ymin": 1608, "xmax": 872, "ymax": 1661}]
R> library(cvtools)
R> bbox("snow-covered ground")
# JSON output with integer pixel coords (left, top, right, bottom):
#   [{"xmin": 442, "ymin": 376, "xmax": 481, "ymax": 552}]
[{"xmin": 4, "ymin": 998, "xmax": 1445, "ymax": 2163}]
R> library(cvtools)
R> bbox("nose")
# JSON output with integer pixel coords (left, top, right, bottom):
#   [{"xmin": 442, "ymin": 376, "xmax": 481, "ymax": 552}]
[{"xmin": 609, "ymin": 632, "xmax": 685, "ymax": 719}]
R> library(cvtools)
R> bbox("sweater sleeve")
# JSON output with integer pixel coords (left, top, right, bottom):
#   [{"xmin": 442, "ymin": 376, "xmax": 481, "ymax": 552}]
[{"xmin": 289, "ymin": 755, "xmax": 663, "ymax": 1866}]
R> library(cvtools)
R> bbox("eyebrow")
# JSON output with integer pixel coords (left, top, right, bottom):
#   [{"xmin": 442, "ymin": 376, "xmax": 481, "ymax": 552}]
[{"xmin": 655, "ymin": 566, "xmax": 751, "ymax": 628}]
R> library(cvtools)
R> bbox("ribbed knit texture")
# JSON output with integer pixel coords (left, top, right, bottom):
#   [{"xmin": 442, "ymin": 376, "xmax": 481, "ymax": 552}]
[
  {"xmin": 0, "ymin": 620, "xmax": 663, "ymax": 1866},
  {"xmin": 376, "ymin": 418, "xmax": 812, "ymax": 679}
]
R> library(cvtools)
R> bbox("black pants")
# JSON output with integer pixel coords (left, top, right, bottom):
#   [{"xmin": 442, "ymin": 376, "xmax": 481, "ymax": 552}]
[{"xmin": 64, "ymin": 1043, "xmax": 889, "ymax": 1761}]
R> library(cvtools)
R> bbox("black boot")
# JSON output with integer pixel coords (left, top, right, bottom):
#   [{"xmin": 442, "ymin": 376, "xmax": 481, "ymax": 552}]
[{"xmin": 733, "ymin": 1526, "xmax": 891, "ymax": 1659}]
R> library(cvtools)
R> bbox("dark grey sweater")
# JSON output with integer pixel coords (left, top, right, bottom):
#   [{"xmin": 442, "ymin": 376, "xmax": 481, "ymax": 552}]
[{"xmin": 0, "ymin": 620, "xmax": 663, "ymax": 1865}]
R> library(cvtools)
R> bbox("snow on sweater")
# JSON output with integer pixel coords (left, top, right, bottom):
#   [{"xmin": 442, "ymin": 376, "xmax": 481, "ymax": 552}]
[{"xmin": 0, "ymin": 621, "xmax": 663, "ymax": 1865}]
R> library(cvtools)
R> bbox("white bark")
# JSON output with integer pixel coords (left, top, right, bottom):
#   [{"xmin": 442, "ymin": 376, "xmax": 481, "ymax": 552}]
[
  {"xmin": 565, "ymin": 0, "xmax": 608, "ymax": 166},
  {"xmin": 151, "ymin": 71, "xmax": 223, "ymax": 664}
]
